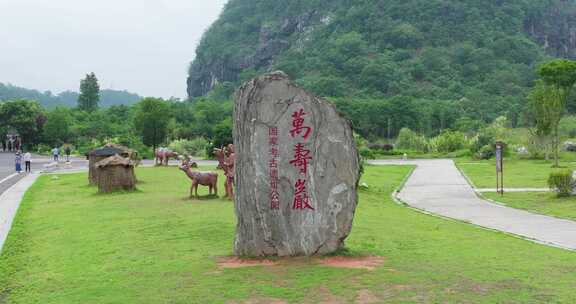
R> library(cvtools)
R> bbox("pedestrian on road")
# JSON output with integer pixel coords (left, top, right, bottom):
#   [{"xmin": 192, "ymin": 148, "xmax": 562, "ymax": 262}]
[
  {"xmin": 15, "ymin": 151, "xmax": 22, "ymax": 173},
  {"xmin": 23, "ymin": 151, "xmax": 32, "ymax": 173},
  {"xmin": 52, "ymin": 146, "xmax": 59, "ymax": 162},
  {"xmin": 65, "ymin": 146, "xmax": 71, "ymax": 162}
]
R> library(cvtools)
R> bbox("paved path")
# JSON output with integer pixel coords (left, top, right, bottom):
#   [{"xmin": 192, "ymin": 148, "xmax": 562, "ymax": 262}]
[
  {"xmin": 0, "ymin": 173, "xmax": 40, "ymax": 253},
  {"xmin": 370, "ymin": 159, "xmax": 576, "ymax": 251}
]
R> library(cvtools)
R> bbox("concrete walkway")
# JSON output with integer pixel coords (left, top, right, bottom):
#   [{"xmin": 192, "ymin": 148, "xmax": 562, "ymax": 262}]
[
  {"xmin": 0, "ymin": 173, "xmax": 40, "ymax": 253},
  {"xmin": 370, "ymin": 159, "xmax": 576, "ymax": 251}
]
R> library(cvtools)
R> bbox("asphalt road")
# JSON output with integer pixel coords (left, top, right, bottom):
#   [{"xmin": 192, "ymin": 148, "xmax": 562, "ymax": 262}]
[{"xmin": 0, "ymin": 152, "xmax": 90, "ymax": 195}]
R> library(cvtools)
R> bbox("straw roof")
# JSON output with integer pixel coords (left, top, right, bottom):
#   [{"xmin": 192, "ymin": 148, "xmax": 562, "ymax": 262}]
[
  {"xmin": 95, "ymin": 155, "xmax": 134, "ymax": 168},
  {"xmin": 89, "ymin": 143, "xmax": 134, "ymax": 157}
]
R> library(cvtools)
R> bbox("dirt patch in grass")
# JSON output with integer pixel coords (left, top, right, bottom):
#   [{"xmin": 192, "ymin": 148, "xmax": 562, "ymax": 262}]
[
  {"xmin": 303, "ymin": 285, "xmax": 347, "ymax": 304},
  {"xmin": 355, "ymin": 289, "xmax": 381, "ymax": 304},
  {"xmin": 217, "ymin": 256, "xmax": 385, "ymax": 271},
  {"xmin": 226, "ymin": 297, "xmax": 287, "ymax": 304},
  {"xmin": 318, "ymin": 256, "xmax": 385, "ymax": 270},
  {"xmin": 462, "ymin": 279, "xmax": 524, "ymax": 295},
  {"xmin": 217, "ymin": 257, "xmax": 278, "ymax": 268}
]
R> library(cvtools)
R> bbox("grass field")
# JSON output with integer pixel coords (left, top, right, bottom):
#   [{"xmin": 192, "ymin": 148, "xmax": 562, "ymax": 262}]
[
  {"xmin": 456, "ymin": 158, "xmax": 576, "ymax": 188},
  {"xmin": 484, "ymin": 192, "xmax": 576, "ymax": 222},
  {"xmin": 2, "ymin": 165, "xmax": 576, "ymax": 303}
]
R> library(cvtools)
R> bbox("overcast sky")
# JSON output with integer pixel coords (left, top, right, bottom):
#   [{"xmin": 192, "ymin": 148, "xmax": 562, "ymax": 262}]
[{"xmin": 0, "ymin": 0, "xmax": 228, "ymax": 98}]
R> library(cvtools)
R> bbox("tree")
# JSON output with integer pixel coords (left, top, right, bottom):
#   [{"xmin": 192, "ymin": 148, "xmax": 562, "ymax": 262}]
[
  {"xmin": 78, "ymin": 73, "xmax": 100, "ymax": 112},
  {"xmin": 133, "ymin": 98, "xmax": 171, "ymax": 152},
  {"xmin": 43, "ymin": 107, "xmax": 73, "ymax": 145},
  {"xmin": 0, "ymin": 99, "xmax": 45, "ymax": 147},
  {"xmin": 528, "ymin": 82, "xmax": 555, "ymax": 160},
  {"xmin": 535, "ymin": 60, "xmax": 576, "ymax": 166}
]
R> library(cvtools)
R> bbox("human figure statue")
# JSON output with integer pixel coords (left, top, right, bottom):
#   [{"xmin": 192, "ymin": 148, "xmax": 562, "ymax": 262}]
[
  {"xmin": 224, "ymin": 144, "xmax": 235, "ymax": 199},
  {"xmin": 214, "ymin": 144, "xmax": 235, "ymax": 200}
]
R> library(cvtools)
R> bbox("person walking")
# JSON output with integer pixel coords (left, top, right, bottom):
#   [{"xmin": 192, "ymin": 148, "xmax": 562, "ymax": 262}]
[
  {"xmin": 65, "ymin": 146, "xmax": 71, "ymax": 162},
  {"xmin": 52, "ymin": 146, "xmax": 59, "ymax": 162},
  {"xmin": 15, "ymin": 151, "xmax": 22, "ymax": 173},
  {"xmin": 23, "ymin": 151, "xmax": 32, "ymax": 173}
]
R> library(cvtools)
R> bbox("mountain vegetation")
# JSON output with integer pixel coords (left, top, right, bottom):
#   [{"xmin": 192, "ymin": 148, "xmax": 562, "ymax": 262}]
[{"xmin": 188, "ymin": 0, "xmax": 576, "ymax": 139}]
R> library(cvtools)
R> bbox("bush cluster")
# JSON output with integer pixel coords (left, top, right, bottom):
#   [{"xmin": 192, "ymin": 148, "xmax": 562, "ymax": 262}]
[
  {"xmin": 169, "ymin": 138, "xmax": 209, "ymax": 158},
  {"xmin": 548, "ymin": 170, "xmax": 575, "ymax": 197}
]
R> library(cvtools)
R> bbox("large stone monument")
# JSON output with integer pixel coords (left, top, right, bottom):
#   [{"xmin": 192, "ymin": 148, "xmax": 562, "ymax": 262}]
[{"xmin": 233, "ymin": 71, "xmax": 361, "ymax": 257}]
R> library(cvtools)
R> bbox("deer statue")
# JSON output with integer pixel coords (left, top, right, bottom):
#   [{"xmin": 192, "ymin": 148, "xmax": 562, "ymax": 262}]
[
  {"xmin": 179, "ymin": 160, "xmax": 218, "ymax": 199},
  {"xmin": 155, "ymin": 148, "xmax": 180, "ymax": 166}
]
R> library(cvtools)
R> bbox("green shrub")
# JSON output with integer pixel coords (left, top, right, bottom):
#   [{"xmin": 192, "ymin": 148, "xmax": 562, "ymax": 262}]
[
  {"xmin": 559, "ymin": 115, "xmax": 576, "ymax": 139},
  {"xmin": 169, "ymin": 138, "xmax": 209, "ymax": 158},
  {"xmin": 477, "ymin": 145, "xmax": 495, "ymax": 160},
  {"xmin": 431, "ymin": 130, "xmax": 468, "ymax": 153},
  {"xmin": 395, "ymin": 128, "xmax": 429, "ymax": 153},
  {"xmin": 471, "ymin": 128, "xmax": 495, "ymax": 155},
  {"xmin": 470, "ymin": 126, "xmax": 512, "ymax": 159},
  {"xmin": 526, "ymin": 134, "xmax": 548, "ymax": 160},
  {"xmin": 359, "ymin": 146, "xmax": 376, "ymax": 160},
  {"xmin": 548, "ymin": 170, "xmax": 574, "ymax": 197}
]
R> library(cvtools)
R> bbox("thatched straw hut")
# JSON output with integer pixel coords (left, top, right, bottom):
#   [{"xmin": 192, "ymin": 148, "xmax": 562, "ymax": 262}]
[
  {"xmin": 88, "ymin": 145, "xmax": 129, "ymax": 185},
  {"xmin": 95, "ymin": 155, "xmax": 136, "ymax": 193}
]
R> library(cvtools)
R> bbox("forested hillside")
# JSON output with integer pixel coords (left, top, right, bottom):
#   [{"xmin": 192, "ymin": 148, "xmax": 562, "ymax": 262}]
[
  {"xmin": 0, "ymin": 83, "xmax": 142, "ymax": 108},
  {"xmin": 188, "ymin": 0, "xmax": 576, "ymax": 138}
]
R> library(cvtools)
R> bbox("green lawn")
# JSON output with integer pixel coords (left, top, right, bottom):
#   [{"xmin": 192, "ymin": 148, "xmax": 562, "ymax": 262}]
[
  {"xmin": 484, "ymin": 192, "xmax": 576, "ymax": 221},
  {"xmin": 456, "ymin": 158, "xmax": 576, "ymax": 188},
  {"xmin": 2, "ymin": 165, "xmax": 576, "ymax": 303}
]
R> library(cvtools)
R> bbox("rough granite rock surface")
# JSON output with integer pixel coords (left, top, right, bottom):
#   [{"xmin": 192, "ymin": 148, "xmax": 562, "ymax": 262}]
[{"xmin": 233, "ymin": 71, "xmax": 360, "ymax": 257}]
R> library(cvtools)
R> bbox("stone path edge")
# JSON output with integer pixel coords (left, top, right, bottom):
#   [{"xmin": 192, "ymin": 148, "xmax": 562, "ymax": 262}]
[{"xmin": 392, "ymin": 163, "xmax": 575, "ymax": 252}]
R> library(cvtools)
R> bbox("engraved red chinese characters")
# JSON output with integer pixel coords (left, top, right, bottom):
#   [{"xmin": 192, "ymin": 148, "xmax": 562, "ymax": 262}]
[
  {"xmin": 293, "ymin": 179, "xmax": 314, "ymax": 210},
  {"xmin": 289, "ymin": 143, "xmax": 312, "ymax": 175},
  {"xmin": 289, "ymin": 108, "xmax": 314, "ymax": 210},
  {"xmin": 269, "ymin": 127, "xmax": 280, "ymax": 209},
  {"xmin": 290, "ymin": 109, "xmax": 312, "ymax": 140}
]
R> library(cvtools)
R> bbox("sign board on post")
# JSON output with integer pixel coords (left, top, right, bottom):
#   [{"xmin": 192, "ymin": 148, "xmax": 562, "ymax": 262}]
[{"xmin": 495, "ymin": 141, "xmax": 504, "ymax": 196}]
